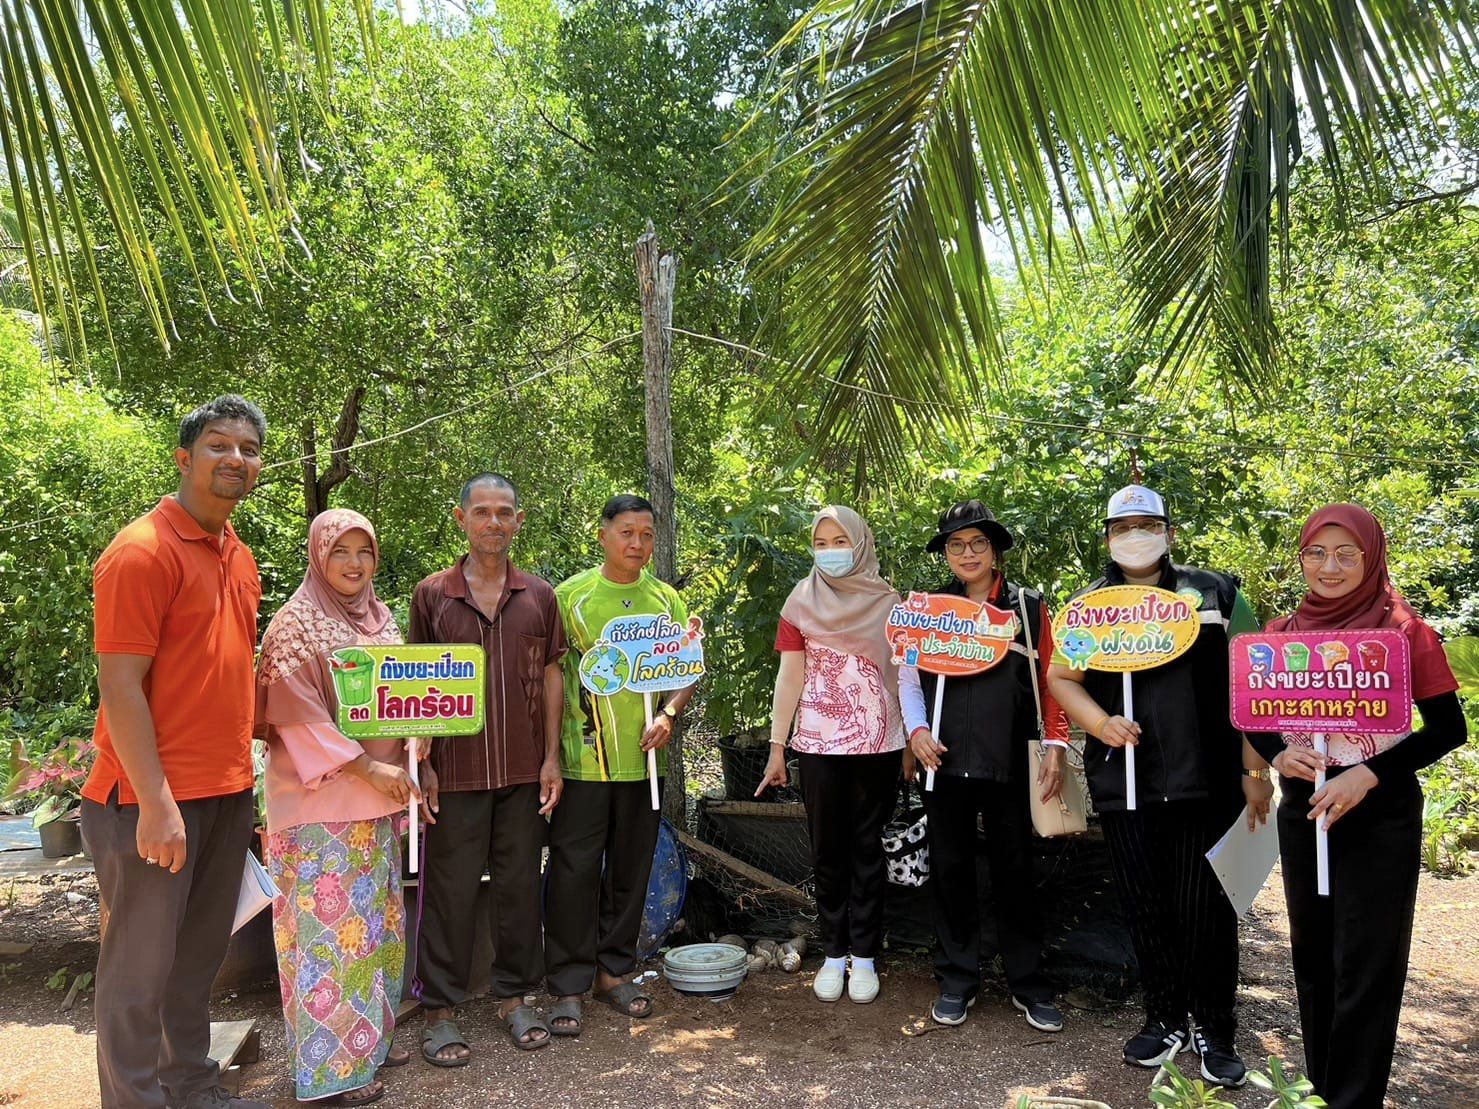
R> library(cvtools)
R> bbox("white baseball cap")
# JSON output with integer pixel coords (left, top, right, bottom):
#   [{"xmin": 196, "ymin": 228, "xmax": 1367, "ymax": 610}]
[{"xmin": 1104, "ymin": 484, "xmax": 1168, "ymax": 525}]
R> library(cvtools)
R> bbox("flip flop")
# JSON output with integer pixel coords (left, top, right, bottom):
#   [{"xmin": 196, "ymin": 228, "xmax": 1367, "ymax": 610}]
[
  {"xmin": 594, "ymin": 980, "xmax": 654, "ymax": 1019},
  {"xmin": 381, "ymin": 1042, "xmax": 411, "ymax": 1068},
  {"xmin": 502, "ymin": 1003, "xmax": 552, "ymax": 1051},
  {"xmin": 421, "ymin": 1020, "xmax": 471, "ymax": 1068},
  {"xmin": 548, "ymin": 996, "xmax": 583, "ymax": 1037},
  {"xmin": 326, "ymin": 1080, "xmax": 385, "ymax": 1106}
]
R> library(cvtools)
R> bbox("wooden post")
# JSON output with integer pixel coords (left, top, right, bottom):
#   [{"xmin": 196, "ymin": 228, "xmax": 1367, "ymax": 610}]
[{"xmin": 635, "ymin": 221, "xmax": 684, "ymax": 824}]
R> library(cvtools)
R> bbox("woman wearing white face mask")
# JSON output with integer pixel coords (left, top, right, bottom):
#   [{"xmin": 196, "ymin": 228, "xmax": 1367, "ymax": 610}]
[
  {"xmin": 1047, "ymin": 485, "xmax": 1264, "ymax": 1089},
  {"xmin": 758, "ymin": 506, "xmax": 906, "ymax": 1004}
]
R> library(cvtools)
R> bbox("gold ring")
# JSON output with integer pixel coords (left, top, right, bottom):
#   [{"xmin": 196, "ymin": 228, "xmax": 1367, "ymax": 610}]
[{"xmin": 1332, "ymin": 803, "xmax": 1345, "ymax": 811}]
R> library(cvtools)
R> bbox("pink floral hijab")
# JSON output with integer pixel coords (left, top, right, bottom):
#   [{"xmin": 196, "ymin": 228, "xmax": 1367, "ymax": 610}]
[{"xmin": 256, "ymin": 509, "xmax": 401, "ymax": 727}]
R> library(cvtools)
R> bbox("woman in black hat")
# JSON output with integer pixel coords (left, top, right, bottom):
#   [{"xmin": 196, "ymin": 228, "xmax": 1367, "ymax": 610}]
[{"xmin": 900, "ymin": 500, "xmax": 1069, "ymax": 1031}]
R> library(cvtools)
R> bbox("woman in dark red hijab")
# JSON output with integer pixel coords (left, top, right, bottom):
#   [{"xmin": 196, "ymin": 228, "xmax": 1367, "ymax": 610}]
[{"xmin": 1246, "ymin": 504, "xmax": 1466, "ymax": 1109}]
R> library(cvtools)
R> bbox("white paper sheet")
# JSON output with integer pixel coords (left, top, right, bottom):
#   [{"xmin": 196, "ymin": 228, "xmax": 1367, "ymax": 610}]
[
  {"xmin": 1205, "ymin": 805, "xmax": 1280, "ymax": 919},
  {"xmin": 232, "ymin": 851, "xmax": 279, "ymax": 934}
]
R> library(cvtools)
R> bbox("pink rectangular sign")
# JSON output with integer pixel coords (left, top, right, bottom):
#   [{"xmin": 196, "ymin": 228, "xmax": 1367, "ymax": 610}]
[{"xmin": 1229, "ymin": 629, "xmax": 1411, "ymax": 734}]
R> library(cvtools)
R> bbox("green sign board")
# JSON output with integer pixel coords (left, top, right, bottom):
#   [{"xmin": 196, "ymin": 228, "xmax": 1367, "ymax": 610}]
[{"xmin": 330, "ymin": 644, "xmax": 485, "ymax": 739}]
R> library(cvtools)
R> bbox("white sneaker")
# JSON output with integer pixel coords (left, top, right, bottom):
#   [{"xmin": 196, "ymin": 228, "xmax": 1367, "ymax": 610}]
[
  {"xmin": 847, "ymin": 960, "xmax": 879, "ymax": 1004},
  {"xmin": 812, "ymin": 963, "xmax": 846, "ymax": 1002}
]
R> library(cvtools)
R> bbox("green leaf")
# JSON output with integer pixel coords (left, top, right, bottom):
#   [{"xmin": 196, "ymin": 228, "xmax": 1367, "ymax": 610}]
[{"xmin": 1444, "ymin": 637, "xmax": 1479, "ymax": 699}]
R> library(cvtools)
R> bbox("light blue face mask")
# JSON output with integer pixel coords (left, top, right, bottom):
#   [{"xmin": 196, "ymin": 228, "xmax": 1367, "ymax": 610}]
[{"xmin": 814, "ymin": 547, "xmax": 855, "ymax": 577}]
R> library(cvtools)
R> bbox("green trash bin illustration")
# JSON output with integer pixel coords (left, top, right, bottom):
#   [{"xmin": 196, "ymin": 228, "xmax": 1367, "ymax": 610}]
[{"xmin": 330, "ymin": 647, "xmax": 377, "ymax": 708}]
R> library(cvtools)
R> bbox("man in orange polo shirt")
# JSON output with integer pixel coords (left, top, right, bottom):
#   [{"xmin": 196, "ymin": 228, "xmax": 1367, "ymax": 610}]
[{"xmin": 81, "ymin": 395, "xmax": 271, "ymax": 1109}]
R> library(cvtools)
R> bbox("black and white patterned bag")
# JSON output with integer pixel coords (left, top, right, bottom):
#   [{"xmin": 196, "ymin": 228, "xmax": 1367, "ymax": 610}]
[{"xmin": 882, "ymin": 785, "xmax": 930, "ymax": 887}]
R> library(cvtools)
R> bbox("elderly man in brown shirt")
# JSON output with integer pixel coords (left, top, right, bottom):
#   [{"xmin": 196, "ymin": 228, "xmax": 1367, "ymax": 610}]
[{"xmin": 410, "ymin": 473, "xmax": 567, "ymax": 1062}]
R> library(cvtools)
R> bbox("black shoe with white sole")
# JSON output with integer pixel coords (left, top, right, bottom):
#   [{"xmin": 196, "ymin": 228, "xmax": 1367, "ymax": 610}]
[
  {"xmin": 1122, "ymin": 1021, "xmax": 1188, "ymax": 1067},
  {"xmin": 1011, "ymin": 996, "xmax": 1064, "ymax": 1032},
  {"xmin": 929, "ymin": 993, "xmax": 976, "ymax": 1026},
  {"xmin": 1191, "ymin": 1030, "xmax": 1247, "ymax": 1088}
]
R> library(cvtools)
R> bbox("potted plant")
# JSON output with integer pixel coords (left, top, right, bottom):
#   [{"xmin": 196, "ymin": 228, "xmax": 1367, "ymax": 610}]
[{"xmin": 5, "ymin": 736, "xmax": 94, "ymax": 858}]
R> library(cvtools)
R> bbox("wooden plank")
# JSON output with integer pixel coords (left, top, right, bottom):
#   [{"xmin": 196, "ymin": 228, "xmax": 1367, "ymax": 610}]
[
  {"xmin": 676, "ymin": 830, "xmax": 812, "ymax": 910},
  {"xmin": 207, "ymin": 1020, "xmax": 257, "ymax": 1071},
  {"xmin": 703, "ymin": 800, "xmax": 807, "ymax": 821}
]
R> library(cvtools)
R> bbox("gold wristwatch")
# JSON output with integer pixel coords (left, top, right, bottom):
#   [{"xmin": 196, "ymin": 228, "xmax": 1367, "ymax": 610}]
[
  {"xmin": 661, "ymin": 702, "xmax": 679, "ymax": 721},
  {"xmin": 1242, "ymin": 767, "xmax": 1271, "ymax": 781}
]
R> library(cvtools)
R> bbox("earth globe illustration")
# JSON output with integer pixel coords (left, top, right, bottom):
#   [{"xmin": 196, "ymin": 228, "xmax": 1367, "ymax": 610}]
[{"xmin": 579, "ymin": 644, "xmax": 631, "ymax": 696}]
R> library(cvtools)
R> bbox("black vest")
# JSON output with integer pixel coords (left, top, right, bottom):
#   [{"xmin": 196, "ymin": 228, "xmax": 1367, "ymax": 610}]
[
  {"xmin": 1078, "ymin": 562, "xmax": 1244, "ymax": 816},
  {"xmin": 919, "ymin": 578, "xmax": 1044, "ymax": 784}
]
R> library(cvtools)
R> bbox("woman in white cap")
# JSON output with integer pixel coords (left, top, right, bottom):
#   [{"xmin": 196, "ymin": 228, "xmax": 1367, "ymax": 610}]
[
  {"xmin": 900, "ymin": 500, "xmax": 1070, "ymax": 1032},
  {"xmin": 1047, "ymin": 485, "xmax": 1266, "ymax": 1088},
  {"xmin": 757, "ymin": 506, "xmax": 906, "ymax": 1005}
]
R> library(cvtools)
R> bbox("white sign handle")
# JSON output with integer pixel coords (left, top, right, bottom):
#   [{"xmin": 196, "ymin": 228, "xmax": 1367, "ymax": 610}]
[
  {"xmin": 925, "ymin": 676, "xmax": 946, "ymax": 792},
  {"xmin": 408, "ymin": 744, "xmax": 420, "ymax": 875},
  {"xmin": 643, "ymin": 692, "xmax": 660, "ymax": 812},
  {"xmin": 1314, "ymin": 733, "xmax": 1329, "ymax": 897},
  {"xmin": 1122, "ymin": 672, "xmax": 1137, "ymax": 811}
]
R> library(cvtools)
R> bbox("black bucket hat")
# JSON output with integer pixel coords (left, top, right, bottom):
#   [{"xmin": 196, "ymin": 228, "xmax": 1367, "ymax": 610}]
[{"xmin": 925, "ymin": 499, "xmax": 1014, "ymax": 554}]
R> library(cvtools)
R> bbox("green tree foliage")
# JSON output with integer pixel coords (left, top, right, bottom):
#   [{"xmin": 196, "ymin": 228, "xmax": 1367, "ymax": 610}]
[{"xmin": 0, "ymin": 314, "xmax": 162, "ymax": 709}]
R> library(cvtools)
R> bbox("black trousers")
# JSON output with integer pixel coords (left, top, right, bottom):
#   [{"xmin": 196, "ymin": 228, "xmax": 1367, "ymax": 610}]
[
  {"xmin": 544, "ymin": 777, "xmax": 662, "ymax": 996},
  {"xmin": 81, "ymin": 787, "xmax": 253, "ymax": 1109},
  {"xmin": 1279, "ymin": 772, "xmax": 1421, "ymax": 1109},
  {"xmin": 1100, "ymin": 800, "xmax": 1239, "ymax": 1039},
  {"xmin": 923, "ymin": 775, "xmax": 1053, "ymax": 1003},
  {"xmin": 416, "ymin": 783, "xmax": 547, "ymax": 1007},
  {"xmin": 796, "ymin": 750, "xmax": 902, "ymax": 959}
]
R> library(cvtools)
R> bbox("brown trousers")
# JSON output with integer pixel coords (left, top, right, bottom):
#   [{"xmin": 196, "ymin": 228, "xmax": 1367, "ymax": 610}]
[{"xmin": 82, "ymin": 787, "xmax": 253, "ymax": 1109}]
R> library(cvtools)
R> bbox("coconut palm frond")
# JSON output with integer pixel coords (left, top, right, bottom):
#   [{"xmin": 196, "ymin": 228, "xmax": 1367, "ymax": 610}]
[
  {"xmin": 0, "ymin": 0, "xmax": 376, "ymax": 353},
  {"xmin": 1125, "ymin": 0, "xmax": 1479, "ymax": 389},
  {"xmin": 746, "ymin": 0, "xmax": 1479, "ymax": 478}
]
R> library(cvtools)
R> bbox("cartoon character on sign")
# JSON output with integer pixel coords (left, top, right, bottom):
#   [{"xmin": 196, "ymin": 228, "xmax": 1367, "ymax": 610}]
[
  {"xmin": 1246, "ymin": 642, "xmax": 1276, "ymax": 675},
  {"xmin": 1315, "ymin": 641, "xmax": 1350, "ymax": 669},
  {"xmin": 329, "ymin": 647, "xmax": 377, "ymax": 708},
  {"xmin": 890, "ymin": 631, "xmax": 911, "ymax": 667},
  {"xmin": 680, "ymin": 616, "xmax": 706, "ymax": 648},
  {"xmin": 1357, "ymin": 640, "xmax": 1388, "ymax": 672},
  {"xmin": 1058, "ymin": 629, "xmax": 1098, "ymax": 670},
  {"xmin": 580, "ymin": 643, "xmax": 630, "ymax": 696}
]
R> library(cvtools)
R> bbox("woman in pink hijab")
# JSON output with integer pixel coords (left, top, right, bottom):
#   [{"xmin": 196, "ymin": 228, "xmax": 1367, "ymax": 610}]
[
  {"xmin": 256, "ymin": 509, "xmax": 420, "ymax": 1105},
  {"xmin": 1246, "ymin": 504, "xmax": 1466, "ymax": 1109}
]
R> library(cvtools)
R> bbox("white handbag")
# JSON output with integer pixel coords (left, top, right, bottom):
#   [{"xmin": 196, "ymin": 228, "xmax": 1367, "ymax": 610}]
[{"xmin": 1020, "ymin": 589, "xmax": 1088, "ymax": 837}]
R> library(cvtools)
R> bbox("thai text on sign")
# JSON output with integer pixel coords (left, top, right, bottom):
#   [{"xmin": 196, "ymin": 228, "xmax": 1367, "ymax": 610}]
[
  {"xmin": 1229, "ymin": 629, "xmax": 1411, "ymax": 734},
  {"xmin": 886, "ymin": 592, "xmax": 1019, "ymax": 677},
  {"xmin": 1054, "ymin": 585, "xmax": 1201, "ymax": 672},
  {"xmin": 578, "ymin": 613, "xmax": 706, "ymax": 696},
  {"xmin": 331, "ymin": 644, "xmax": 486, "ymax": 739}
]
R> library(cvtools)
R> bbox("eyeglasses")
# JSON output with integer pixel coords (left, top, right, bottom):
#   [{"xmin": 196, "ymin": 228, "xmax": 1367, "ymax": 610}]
[
  {"xmin": 945, "ymin": 536, "xmax": 992, "ymax": 556},
  {"xmin": 1107, "ymin": 520, "xmax": 1167, "ymax": 538},
  {"xmin": 1299, "ymin": 544, "xmax": 1364, "ymax": 570}
]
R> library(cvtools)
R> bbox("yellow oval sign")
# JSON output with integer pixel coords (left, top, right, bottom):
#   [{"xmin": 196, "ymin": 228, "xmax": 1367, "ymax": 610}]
[{"xmin": 1054, "ymin": 585, "xmax": 1201, "ymax": 673}]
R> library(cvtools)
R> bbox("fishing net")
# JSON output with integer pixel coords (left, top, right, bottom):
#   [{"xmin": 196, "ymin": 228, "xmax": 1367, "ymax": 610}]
[{"xmin": 676, "ymin": 727, "xmax": 1136, "ymax": 993}]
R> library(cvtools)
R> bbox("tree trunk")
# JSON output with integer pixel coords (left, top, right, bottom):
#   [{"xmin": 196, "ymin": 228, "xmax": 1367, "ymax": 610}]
[
  {"xmin": 635, "ymin": 222, "xmax": 678, "ymax": 582},
  {"xmin": 635, "ymin": 221, "xmax": 685, "ymax": 824},
  {"xmin": 299, "ymin": 385, "xmax": 366, "ymax": 520}
]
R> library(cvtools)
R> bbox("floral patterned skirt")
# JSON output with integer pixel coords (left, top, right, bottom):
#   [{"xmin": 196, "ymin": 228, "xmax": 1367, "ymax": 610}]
[{"xmin": 267, "ymin": 818, "xmax": 404, "ymax": 1100}]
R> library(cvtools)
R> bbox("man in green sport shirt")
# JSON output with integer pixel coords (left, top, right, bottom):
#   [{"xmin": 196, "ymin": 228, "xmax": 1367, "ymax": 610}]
[{"xmin": 544, "ymin": 494, "xmax": 697, "ymax": 1030}]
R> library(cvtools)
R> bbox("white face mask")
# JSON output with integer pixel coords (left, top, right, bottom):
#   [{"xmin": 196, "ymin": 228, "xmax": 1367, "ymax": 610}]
[{"xmin": 1108, "ymin": 529, "xmax": 1168, "ymax": 570}]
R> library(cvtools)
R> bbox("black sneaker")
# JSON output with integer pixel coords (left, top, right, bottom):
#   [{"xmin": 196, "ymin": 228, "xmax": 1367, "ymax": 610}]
[
  {"xmin": 1011, "ymin": 996, "xmax": 1064, "ymax": 1032},
  {"xmin": 929, "ymin": 992, "xmax": 976, "ymax": 1025},
  {"xmin": 1122, "ymin": 1020, "xmax": 1188, "ymax": 1067},
  {"xmin": 1192, "ymin": 1030, "xmax": 1247, "ymax": 1088}
]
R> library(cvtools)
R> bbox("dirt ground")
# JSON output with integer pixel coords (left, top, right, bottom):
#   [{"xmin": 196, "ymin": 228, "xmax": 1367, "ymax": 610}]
[{"xmin": 1, "ymin": 866, "xmax": 1475, "ymax": 1109}]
